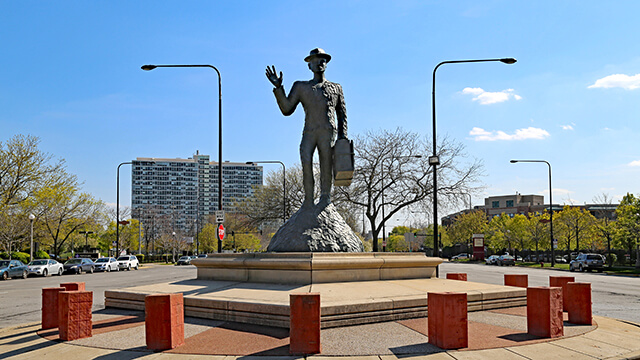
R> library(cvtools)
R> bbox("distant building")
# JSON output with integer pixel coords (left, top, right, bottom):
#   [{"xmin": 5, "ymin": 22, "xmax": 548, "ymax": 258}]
[
  {"xmin": 131, "ymin": 151, "xmax": 263, "ymax": 233},
  {"xmin": 442, "ymin": 193, "xmax": 617, "ymax": 226}
]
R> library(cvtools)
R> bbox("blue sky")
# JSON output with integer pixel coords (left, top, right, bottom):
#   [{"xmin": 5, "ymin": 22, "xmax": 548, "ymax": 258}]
[{"xmin": 2, "ymin": 1, "xmax": 639, "ymax": 222}]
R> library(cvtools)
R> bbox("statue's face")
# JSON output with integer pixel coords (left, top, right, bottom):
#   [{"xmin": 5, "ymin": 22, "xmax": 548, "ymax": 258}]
[{"xmin": 308, "ymin": 57, "xmax": 327, "ymax": 73}]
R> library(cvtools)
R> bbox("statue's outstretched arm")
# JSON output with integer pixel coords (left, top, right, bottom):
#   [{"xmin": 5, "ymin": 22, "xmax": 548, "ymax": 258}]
[
  {"xmin": 265, "ymin": 65, "xmax": 282, "ymax": 88},
  {"xmin": 266, "ymin": 65, "xmax": 300, "ymax": 116}
]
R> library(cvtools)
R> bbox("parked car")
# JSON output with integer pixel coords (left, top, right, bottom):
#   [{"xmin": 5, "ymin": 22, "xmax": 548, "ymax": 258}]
[
  {"xmin": 497, "ymin": 255, "xmax": 515, "ymax": 266},
  {"xmin": 485, "ymin": 255, "xmax": 499, "ymax": 265},
  {"xmin": 63, "ymin": 258, "xmax": 95, "ymax": 274},
  {"xmin": 555, "ymin": 256, "xmax": 567, "ymax": 264},
  {"xmin": 570, "ymin": 253, "xmax": 604, "ymax": 272},
  {"xmin": 117, "ymin": 255, "xmax": 139, "ymax": 271},
  {"xmin": 451, "ymin": 253, "xmax": 469, "ymax": 261},
  {"xmin": 94, "ymin": 257, "xmax": 119, "ymax": 272},
  {"xmin": 27, "ymin": 259, "xmax": 64, "ymax": 277},
  {"xmin": 197, "ymin": 254, "xmax": 208, "ymax": 258},
  {"xmin": 0, "ymin": 260, "xmax": 29, "ymax": 280},
  {"xmin": 176, "ymin": 256, "xmax": 192, "ymax": 266}
]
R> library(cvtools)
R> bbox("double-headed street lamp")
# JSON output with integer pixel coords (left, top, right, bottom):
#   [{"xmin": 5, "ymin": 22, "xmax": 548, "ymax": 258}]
[
  {"xmin": 141, "ymin": 64, "xmax": 223, "ymax": 253},
  {"xmin": 510, "ymin": 159, "xmax": 555, "ymax": 267},
  {"xmin": 380, "ymin": 155, "xmax": 422, "ymax": 252},
  {"xmin": 431, "ymin": 57, "xmax": 516, "ymax": 259},
  {"xmin": 79, "ymin": 230, "xmax": 94, "ymax": 249},
  {"xmin": 246, "ymin": 161, "xmax": 287, "ymax": 224}
]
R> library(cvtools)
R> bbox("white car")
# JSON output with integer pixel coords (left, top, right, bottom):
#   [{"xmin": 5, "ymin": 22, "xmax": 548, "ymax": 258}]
[
  {"xmin": 117, "ymin": 255, "xmax": 139, "ymax": 271},
  {"xmin": 27, "ymin": 259, "xmax": 64, "ymax": 277},
  {"xmin": 94, "ymin": 257, "xmax": 119, "ymax": 272}
]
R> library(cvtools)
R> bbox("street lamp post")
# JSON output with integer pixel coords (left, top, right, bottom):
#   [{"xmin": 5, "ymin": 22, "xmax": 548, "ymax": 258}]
[
  {"xmin": 79, "ymin": 230, "xmax": 94, "ymax": 250},
  {"xmin": 510, "ymin": 159, "xmax": 555, "ymax": 267},
  {"xmin": 380, "ymin": 155, "xmax": 422, "ymax": 252},
  {"xmin": 28, "ymin": 214, "xmax": 35, "ymax": 262},
  {"xmin": 431, "ymin": 58, "xmax": 516, "ymax": 260},
  {"xmin": 116, "ymin": 161, "xmax": 132, "ymax": 257},
  {"xmin": 246, "ymin": 161, "xmax": 286, "ymax": 223},
  {"xmin": 141, "ymin": 64, "xmax": 223, "ymax": 253}
]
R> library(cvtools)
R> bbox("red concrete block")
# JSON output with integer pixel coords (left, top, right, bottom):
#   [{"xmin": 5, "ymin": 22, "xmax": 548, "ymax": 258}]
[
  {"xmin": 446, "ymin": 273, "xmax": 467, "ymax": 281},
  {"xmin": 527, "ymin": 287, "xmax": 563, "ymax": 338},
  {"xmin": 290, "ymin": 293, "xmax": 321, "ymax": 355},
  {"xmin": 549, "ymin": 276, "xmax": 575, "ymax": 311},
  {"xmin": 60, "ymin": 282, "xmax": 85, "ymax": 291},
  {"xmin": 41, "ymin": 287, "xmax": 65, "ymax": 329},
  {"xmin": 145, "ymin": 293, "xmax": 185, "ymax": 350},
  {"xmin": 428, "ymin": 292, "xmax": 468, "ymax": 349},
  {"xmin": 504, "ymin": 274, "xmax": 528, "ymax": 288},
  {"xmin": 566, "ymin": 282, "xmax": 592, "ymax": 325},
  {"xmin": 58, "ymin": 291, "xmax": 93, "ymax": 341}
]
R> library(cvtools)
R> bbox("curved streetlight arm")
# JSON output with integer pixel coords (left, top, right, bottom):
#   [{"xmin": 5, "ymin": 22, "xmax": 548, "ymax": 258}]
[
  {"xmin": 510, "ymin": 159, "xmax": 554, "ymax": 266},
  {"xmin": 431, "ymin": 57, "xmax": 516, "ymax": 260},
  {"xmin": 142, "ymin": 63, "xmax": 223, "ymax": 252},
  {"xmin": 246, "ymin": 161, "xmax": 287, "ymax": 223}
]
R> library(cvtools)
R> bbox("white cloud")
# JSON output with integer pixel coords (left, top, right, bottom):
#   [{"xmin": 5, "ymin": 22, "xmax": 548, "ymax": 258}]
[
  {"xmin": 628, "ymin": 160, "xmax": 640, "ymax": 167},
  {"xmin": 469, "ymin": 127, "xmax": 550, "ymax": 141},
  {"xmin": 461, "ymin": 87, "xmax": 522, "ymax": 105},
  {"xmin": 561, "ymin": 124, "xmax": 574, "ymax": 130},
  {"xmin": 588, "ymin": 74, "xmax": 640, "ymax": 90}
]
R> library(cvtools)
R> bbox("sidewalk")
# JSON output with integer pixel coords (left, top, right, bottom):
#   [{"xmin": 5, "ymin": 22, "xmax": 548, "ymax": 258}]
[{"xmin": 1, "ymin": 307, "xmax": 639, "ymax": 359}]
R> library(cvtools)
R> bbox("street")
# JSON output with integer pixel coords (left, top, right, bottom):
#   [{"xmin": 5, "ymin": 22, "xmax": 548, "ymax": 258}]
[
  {"xmin": 0, "ymin": 263, "xmax": 196, "ymax": 328},
  {"xmin": 0, "ymin": 261, "xmax": 638, "ymax": 329},
  {"xmin": 439, "ymin": 261, "xmax": 640, "ymax": 324}
]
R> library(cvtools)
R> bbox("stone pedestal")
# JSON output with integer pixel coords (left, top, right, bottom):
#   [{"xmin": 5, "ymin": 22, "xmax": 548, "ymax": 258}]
[
  {"xmin": 566, "ymin": 283, "xmax": 592, "ymax": 325},
  {"xmin": 58, "ymin": 291, "xmax": 93, "ymax": 341},
  {"xmin": 290, "ymin": 293, "xmax": 321, "ymax": 355},
  {"xmin": 504, "ymin": 274, "xmax": 528, "ymax": 288},
  {"xmin": 41, "ymin": 287, "xmax": 65, "ymax": 329},
  {"xmin": 145, "ymin": 293, "xmax": 185, "ymax": 350},
  {"xmin": 527, "ymin": 287, "xmax": 563, "ymax": 338},
  {"xmin": 446, "ymin": 273, "xmax": 467, "ymax": 281},
  {"xmin": 549, "ymin": 276, "xmax": 575, "ymax": 311},
  {"xmin": 428, "ymin": 292, "xmax": 468, "ymax": 349}
]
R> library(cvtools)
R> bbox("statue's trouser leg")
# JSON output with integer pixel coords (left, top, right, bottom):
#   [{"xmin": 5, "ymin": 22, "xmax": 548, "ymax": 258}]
[
  {"xmin": 300, "ymin": 132, "xmax": 316, "ymax": 206},
  {"xmin": 317, "ymin": 130, "xmax": 336, "ymax": 201}
]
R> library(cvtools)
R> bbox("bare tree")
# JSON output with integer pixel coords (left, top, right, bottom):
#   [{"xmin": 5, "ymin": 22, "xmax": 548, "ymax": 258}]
[{"xmin": 336, "ymin": 127, "xmax": 483, "ymax": 251}]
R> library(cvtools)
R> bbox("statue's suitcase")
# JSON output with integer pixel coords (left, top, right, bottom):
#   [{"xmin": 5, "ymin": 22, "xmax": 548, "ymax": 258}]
[{"xmin": 333, "ymin": 138, "xmax": 354, "ymax": 186}]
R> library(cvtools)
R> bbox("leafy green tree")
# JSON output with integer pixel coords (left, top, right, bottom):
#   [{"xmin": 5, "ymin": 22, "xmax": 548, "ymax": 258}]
[
  {"xmin": 614, "ymin": 193, "xmax": 640, "ymax": 268},
  {"xmin": 486, "ymin": 213, "xmax": 528, "ymax": 255},
  {"xmin": 555, "ymin": 205, "xmax": 599, "ymax": 253},
  {"xmin": 524, "ymin": 212, "xmax": 550, "ymax": 258},
  {"xmin": 198, "ymin": 223, "xmax": 219, "ymax": 253},
  {"xmin": 447, "ymin": 210, "xmax": 488, "ymax": 249}
]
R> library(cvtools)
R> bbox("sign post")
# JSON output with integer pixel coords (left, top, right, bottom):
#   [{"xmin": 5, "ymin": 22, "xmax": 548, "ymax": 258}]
[{"xmin": 472, "ymin": 234, "xmax": 485, "ymax": 261}]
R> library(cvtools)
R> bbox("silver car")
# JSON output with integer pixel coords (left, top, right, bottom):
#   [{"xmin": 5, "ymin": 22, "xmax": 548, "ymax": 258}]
[
  {"xmin": 28, "ymin": 259, "xmax": 64, "ymax": 277},
  {"xmin": 94, "ymin": 257, "xmax": 119, "ymax": 272},
  {"xmin": 570, "ymin": 253, "xmax": 604, "ymax": 272}
]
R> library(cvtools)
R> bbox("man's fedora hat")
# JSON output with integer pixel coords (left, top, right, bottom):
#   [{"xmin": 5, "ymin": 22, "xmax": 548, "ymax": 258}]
[{"xmin": 304, "ymin": 48, "xmax": 331, "ymax": 63}]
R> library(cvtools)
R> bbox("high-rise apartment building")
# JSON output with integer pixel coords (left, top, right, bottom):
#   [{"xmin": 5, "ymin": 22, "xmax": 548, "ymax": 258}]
[{"xmin": 131, "ymin": 152, "xmax": 263, "ymax": 234}]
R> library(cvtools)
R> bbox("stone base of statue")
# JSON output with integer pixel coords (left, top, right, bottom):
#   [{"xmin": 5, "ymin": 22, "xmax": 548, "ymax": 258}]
[{"xmin": 267, "ymin": 202, "xmax": 364, "ymax": 252}]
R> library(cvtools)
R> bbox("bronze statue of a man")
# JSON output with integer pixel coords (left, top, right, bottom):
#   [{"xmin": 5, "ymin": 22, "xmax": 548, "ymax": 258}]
[{"xmin": 266, "ymin": 48, "xmax": 348, "ymax": 208}]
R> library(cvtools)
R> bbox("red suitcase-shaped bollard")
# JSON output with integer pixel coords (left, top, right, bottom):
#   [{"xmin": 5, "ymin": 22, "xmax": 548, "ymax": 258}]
[
  {"xmin": 41, "ymin": 287, "xmax": 65, "ymax": 329},
  {"xmin": 58, "ymin": 291, "xmax": 93, "ymax": 341},
  {"xmin": 428, "ymin": 292, "xmax": 468, "ymax": 349},
  {"xmin": 290, "ymin": 293, "xmax": 321, "ymax": 355},
  {"xmin": 145, "ymin": 293, "xmax": 185, "ymax": 350},
  {"xmin": 566, "ymin": 282, "xmax": 592, "ymax": 325},
  {"xmin": 446, "ymin": 273, "xmax": 467, "ymax": 281},
  {"xmin": 527, "ymin": 287, "xmax": 563, "ymax": 338},
  {"xmin": 504, "ymin": 274, "xmax": 528, "ymax": 288},
  {"xmin": 549, "ymin": 276, "xmax": 575, "ymax": 311}
]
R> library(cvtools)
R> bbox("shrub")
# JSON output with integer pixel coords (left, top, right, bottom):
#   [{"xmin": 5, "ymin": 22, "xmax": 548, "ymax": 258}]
[
  {"xmin": 135, "ymin": 254, "xmax": 145, "ymax": 263},
  {"xmin": 10, "ymin": 252, "xmax": 30, "ymax": 264},
  {"xmin": 0, "ymin": 252, "xmax": 8, "ymax": 260},
  {"xmin": 607, "ymin": 253, "xmax": 617, "ymax": 266},
  {"xmin": 34, "ymin": 250, "xmax": 50, "ymax": 259}
]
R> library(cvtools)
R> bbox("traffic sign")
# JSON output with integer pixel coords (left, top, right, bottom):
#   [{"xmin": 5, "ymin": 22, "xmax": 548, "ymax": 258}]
[
  {"xmin": 215, "ymin": 210, "xmax": 225, "ymax": 223},
  {"xmin": 218, "ymin": 224, "xmax": 225, "ymax": 241}
]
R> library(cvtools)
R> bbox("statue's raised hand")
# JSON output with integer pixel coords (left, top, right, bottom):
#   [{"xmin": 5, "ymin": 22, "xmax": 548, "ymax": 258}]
[{"xmin": 265, "ymin": 65, "xmax": 283, "ymax": 88}]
